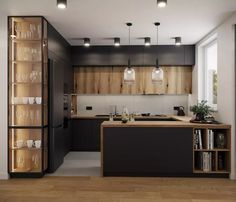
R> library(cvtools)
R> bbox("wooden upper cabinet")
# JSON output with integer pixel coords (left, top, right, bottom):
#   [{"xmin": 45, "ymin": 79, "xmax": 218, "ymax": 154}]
[{"xmin": 74, "ymin": 66, "xmax": 192, "ymax": 95}]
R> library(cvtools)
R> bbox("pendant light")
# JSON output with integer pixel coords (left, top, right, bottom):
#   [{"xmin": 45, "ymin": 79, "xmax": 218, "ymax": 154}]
[
  {"xmin": 157, "ymin": 0, "xmax": 167, "ymax": 8},
  {"xmin": 175, "ymin": 37, "xmax": 182, "ymax": 46},
  {"xmin": 152, "ymin": 22, "xmax": 164, "ymax": 83},
  {"xmin": 124, "ymin": 23, "xmax": 135, "ymax": 84},
  {"xmin": 57, "ymin": 0, "xmax": 67, "ymax": 9},
  {"xmin": 114, "ymin": 37, "xmax": 120, "ymax": 46}
]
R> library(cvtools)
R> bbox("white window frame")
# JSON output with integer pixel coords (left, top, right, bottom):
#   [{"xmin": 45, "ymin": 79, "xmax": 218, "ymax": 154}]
[{"xmin": 203, "ymin": 39, "xmax": 218, "ymax": 110}]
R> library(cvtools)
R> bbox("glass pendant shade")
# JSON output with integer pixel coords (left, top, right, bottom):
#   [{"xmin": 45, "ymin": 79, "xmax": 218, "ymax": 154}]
[
  {"xmin": 152, "ymin": 67, "xmax": 164, "ymax": 83},
  {"xmin": 124, "ymin": 67, "xmax": 135, "ymax": 83},
  {"xmin": 124, "ymin": 59, "xmax": 135, "ymax": 83}
]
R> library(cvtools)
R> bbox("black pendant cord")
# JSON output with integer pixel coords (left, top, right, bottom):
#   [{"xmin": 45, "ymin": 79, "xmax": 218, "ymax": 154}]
[
  {"xmin": 127, "ymin": 23, "xmax": 132, "ymax": 69},
  {"xmin": 154, "ymin": 22, "xmax": 160, "ymax": 69}
]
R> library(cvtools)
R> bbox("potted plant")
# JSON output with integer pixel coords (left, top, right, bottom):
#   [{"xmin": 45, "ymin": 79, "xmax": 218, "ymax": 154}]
[{"xmin": 190, "ymin": 100, "xmax": 214, "ymax": 121}]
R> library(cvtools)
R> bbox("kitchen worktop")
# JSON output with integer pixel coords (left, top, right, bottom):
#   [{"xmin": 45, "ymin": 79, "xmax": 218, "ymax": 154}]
[
  {"xmin": 101, "ymin": 116, "xmax": 231, "ymax": 177},
  {"xmin": 71, "ymin": 114, "xmax": 191, "ymax": 121},
  {"xmin": 101, "ymin": 120, "xmax": 230, "ymax": 128}
]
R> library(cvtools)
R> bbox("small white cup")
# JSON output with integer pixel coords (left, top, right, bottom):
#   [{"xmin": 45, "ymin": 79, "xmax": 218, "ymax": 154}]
[
  {"xmin": 28, "ymin": 97, "xmax": 35, "ymax": 104},
  {"xmin": 35, "ymin": 97, "xmax": 42, "ymax": 105},
  {"xmin": 26, "ymin": 140, "xmax": 34, "ymax": 148},
  {"xmin": 22, "ymin": 97, "xmax": 29, "ymax": 104},
  {"xmin": 34, "ymin": 140, "xmax": 41, "ymax": 148},
  {"xmin": 16, "ymin": 140, "xmax": 24, "ymax": 148}
]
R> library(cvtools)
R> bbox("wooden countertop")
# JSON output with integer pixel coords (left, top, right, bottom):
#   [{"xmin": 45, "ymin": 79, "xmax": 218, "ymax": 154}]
[
  {"xmin": 71, "ymin": 114, "xmax": 230, "ymax": 128},
  {"xmin": 71, "ymin": 114, "xmax": 185, "ymax": 120},
  {"xmin": 101, "ymin": 121, "xmax": 230, "ymax": 128}
]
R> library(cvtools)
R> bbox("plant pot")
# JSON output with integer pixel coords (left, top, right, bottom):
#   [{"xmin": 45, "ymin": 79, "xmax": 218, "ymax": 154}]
[{"xmin": 195, "ymin": 113, "xmax": 205, "ymax": 121}]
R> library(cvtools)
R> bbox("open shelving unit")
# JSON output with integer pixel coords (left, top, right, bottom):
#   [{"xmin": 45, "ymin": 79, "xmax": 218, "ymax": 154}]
[
  {"xmin": 192, "ymin": 126, "xmax": 231, "ymax": 176},
  {"xmin": 8, "ymin": 16, "xmax": 48, "ymax": 178}
]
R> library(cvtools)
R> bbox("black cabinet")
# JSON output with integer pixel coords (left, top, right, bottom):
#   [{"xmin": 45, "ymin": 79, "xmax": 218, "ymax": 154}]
[
  {"xmin": 184, "ymin": 45, "xmax": 195, "ymax": 65},
  {"xmin": 72, "ymin": 45, "xmax": 195, "ymax": 66},
  {"xmin": 103, "ymin": 127, "xmax": 193, "ymax": 177},
  {"xmin": 63, "ymin": 120, "xmax": 72, "ymax": 156},
  {"xmin": 71, "ymin": 119, "xmax": 105, "ymax": 151},
  {"xmin": 143, "ymin": 46, "xmax": 185, "ymax": 66}
]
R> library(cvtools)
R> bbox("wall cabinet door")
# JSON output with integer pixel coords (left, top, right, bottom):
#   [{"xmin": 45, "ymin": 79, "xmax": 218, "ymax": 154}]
[{"xmin": 74, "ymin": 66, "xmax": 192, "ymax": 95}]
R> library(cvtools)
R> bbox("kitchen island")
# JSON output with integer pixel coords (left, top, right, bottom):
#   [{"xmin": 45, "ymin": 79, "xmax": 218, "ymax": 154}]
[{"xmin": 101, "ymin": 120, "xmax": 231, "ymax": 178}]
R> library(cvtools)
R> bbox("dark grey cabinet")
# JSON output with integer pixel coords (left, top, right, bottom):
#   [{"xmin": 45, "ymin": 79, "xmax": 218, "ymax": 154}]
[
  {"xmin": 71, "ymin": 119, "xmax": 106, "ymax": 151},
  {"xmin": 63, "ymin": 120, "xmax": 72, "ymax": 156},
  {"xmin": 72, "ymin": 45, "xmax": 195, "ymax": 66},
  {"xmin": 103, "ymin": 127, "xmax": 193, "ymax": 177}
]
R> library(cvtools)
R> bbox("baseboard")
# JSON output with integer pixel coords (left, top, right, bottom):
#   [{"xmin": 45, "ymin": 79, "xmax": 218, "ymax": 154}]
[
  {"xmin": 230, "ymin": 172, "xmax": 236, "ymax": 180},
  {"xmin": 0, "ymin": 172, "xmax": 9, "ymax": 180}
]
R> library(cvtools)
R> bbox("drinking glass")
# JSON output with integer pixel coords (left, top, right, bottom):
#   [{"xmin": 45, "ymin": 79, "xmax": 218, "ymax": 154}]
[
  {"xmin": 36, "ymin": 110, "xmax": 40, "ymax": 125},
  {"xmin": 17, "ymin": 155, "xmax": 25, "ymax": 169},
  {"xmin": 29, "ymin": 110, "xmax": 34, "ymax": 125},
  {"xmin": 15, "ymin": 24, "xmax": 21, "ymax": 39},
  {"xmin": 37, "ymin": 25, "xmax": 41, "ymax": 39},
  {"xmin": 216, "ymin": 133, "xmax": 225, "ymax": 149},
  {"xmin": 32, "ymin": 154, "xmax": 39, "ymax": 169},
  {"xmin": 30, "ymin": 71, "xmax": 37, "ymax": 82},
  {"xmin": 109, "ymin": 113, "xmax": 113, "ymax": 121},
  {"xmin": 16, "ymin": 73, "xmax": 21, "ymax": 82},
  {"xmin": 29, "ymin": 24, "xmax": 36, "ymax": 38}
]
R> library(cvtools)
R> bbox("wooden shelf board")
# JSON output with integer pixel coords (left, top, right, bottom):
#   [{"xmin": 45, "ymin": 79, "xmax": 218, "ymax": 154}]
[
  {"xmin": 194, "ymin": 149, "xmax": 230, "ymax": 152},
  {"xmin": 193, "ymin": 170, "xmax": 229, "ymax": 174},
  {"xmin": 11, "ymin": 147, "xmax": 42, "ymax": 150}
]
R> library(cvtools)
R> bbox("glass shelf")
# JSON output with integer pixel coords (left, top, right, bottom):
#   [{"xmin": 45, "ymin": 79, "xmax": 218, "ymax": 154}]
[
  {"xmin": 9, "ymin": 82, "xmax": 47, "ymax": 85},
  {"xmin": 10, "ymin": 104, "xmax": 43, "ymax": 106},
  {"xmin": 10, "ymin": 60, "xmax": 42, "ymax": 64},
  {"xmin": 11, "ymin": 38, "xmax": 41, "ymax": 42},
  {"xmin": 11, "ymin": 147, "xmax": 42, "ymax": 151}
]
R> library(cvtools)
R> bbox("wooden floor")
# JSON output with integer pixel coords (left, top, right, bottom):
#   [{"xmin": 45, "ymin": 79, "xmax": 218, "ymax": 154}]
[{"xmin": 1, "ymin": 177, "xmax": 236, "ymax": 202}]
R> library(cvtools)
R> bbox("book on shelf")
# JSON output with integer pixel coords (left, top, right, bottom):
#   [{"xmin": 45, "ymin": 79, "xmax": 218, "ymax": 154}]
[
  {"xmin": 197, "ymin": 130, "xmax": 203, "ymax": 149},
  {"xmin": 193, "ymin": 130, "xmax": 199, "ymax": 149},
  {"xmin": 207, "ymin": 129, "xmax": 214, "ymax": 150},
  {"xmin": 197, "ymin": 152, "xmax": 214, "ymax": 172}
]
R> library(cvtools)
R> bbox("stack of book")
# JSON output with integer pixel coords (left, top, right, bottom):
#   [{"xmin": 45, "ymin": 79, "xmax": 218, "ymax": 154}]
[
  {"xmin": 194, "ymin": 129, "xmax": 202, "ymax": 149},
  {"xmin": 196, "ymin": 152, "xmax": 215, "ymax": 172}
]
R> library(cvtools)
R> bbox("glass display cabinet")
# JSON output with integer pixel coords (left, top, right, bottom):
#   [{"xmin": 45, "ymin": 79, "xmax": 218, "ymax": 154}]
[{"xmin": 8, "ymin": 16, "xmax": 48, "ymax": 177}]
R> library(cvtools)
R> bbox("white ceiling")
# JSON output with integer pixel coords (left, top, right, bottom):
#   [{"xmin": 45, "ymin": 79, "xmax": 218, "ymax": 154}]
[{"xmin": 1, "ymin": 0, "xmax": 236, "ymax": 45}]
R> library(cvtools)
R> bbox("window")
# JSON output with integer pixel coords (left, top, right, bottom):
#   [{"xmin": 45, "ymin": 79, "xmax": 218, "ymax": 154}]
[{"xmin": 204, "ymin": 40, "xmax": 218, "ymax": 110}]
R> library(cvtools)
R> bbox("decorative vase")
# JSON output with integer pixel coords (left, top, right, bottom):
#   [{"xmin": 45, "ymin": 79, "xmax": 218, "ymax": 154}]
[{"xmin": 216, "ymin": 133, "xmax": 225, "ymax": 149}]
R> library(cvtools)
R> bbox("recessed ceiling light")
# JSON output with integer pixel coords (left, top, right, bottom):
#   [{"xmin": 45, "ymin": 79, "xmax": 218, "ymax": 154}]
[
  {"xmin": 175, "ymin": 37, "xmax": 182, "ymax": 46},
  {"xmin": 157, "ymin": 0, "xmax": 167, "ymax": 8},
  {"xmin": 144, "ymin": 37, "xmax": 151, "ymax": 46},
  {"xmin": 57, "ymin": 0, "xmax": 67, "ymax": 9},
  {"xmin": 84, "ymin": 38, "xmax": 90, "ymax": 47},
  {"xmin": 114, "ymin": 38, "xmax": 120, "ymax": 46}
]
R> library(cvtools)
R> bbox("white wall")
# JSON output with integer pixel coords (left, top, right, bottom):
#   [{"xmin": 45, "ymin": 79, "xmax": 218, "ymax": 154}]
[
  {"xmin": 77, "ymin": 95, "xmax": 189, "ymax": 116},
  {"xmin": 0, "ymin": 12, "xmax": 9, "ymax": 179},
  {"xmin": 190, "ymin": 13, "xmax": 236, "ymax": 179}
]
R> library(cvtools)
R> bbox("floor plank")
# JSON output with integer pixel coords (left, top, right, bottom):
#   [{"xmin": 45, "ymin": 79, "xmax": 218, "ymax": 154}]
[{"xmin": 1, "ymin": 177, "xmax": 236, "ymax": 202}]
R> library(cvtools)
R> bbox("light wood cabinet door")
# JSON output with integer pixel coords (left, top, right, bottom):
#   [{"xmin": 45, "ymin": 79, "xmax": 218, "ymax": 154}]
[{"xmin": 74, "ymin": 66, "xmax": 192, "ymax": 95}]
